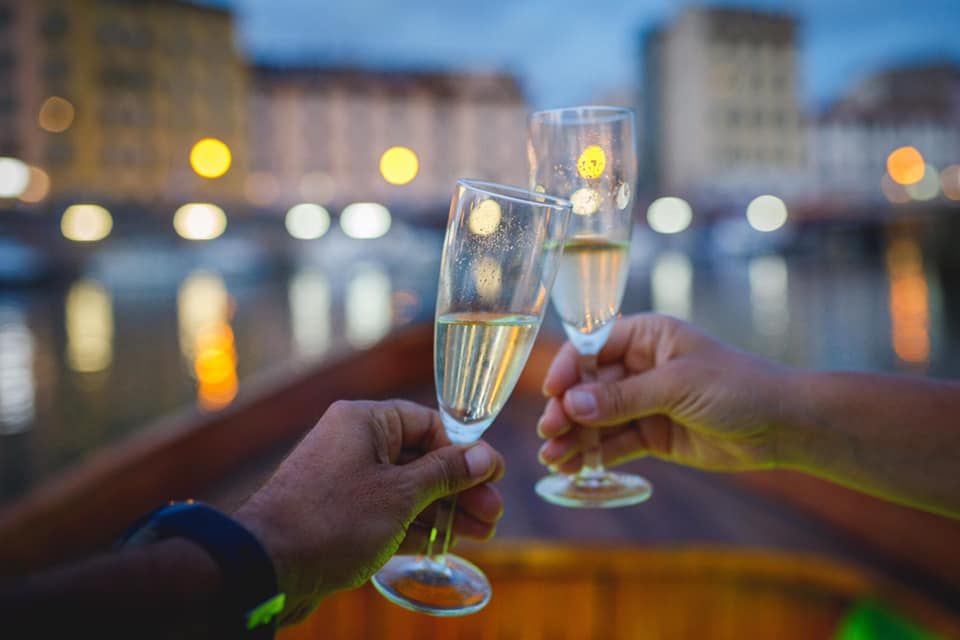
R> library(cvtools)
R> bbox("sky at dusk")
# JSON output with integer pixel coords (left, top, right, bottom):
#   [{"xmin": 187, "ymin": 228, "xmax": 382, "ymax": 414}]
[{"xmin": 196, "ymin": 0, "xmax": 960, "ymax": 110}]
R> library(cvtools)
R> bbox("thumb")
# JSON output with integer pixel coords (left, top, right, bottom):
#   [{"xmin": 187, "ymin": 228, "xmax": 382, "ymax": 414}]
[
  {"xmin": 401, "ymin": 442, "xmax": 500, "ymax": 505},
  {"xmin": 562, "ymin": 369, "xmax": 674, "ymax": 426}
]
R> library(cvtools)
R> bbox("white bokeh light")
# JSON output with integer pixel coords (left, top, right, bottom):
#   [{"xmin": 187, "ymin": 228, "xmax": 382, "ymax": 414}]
[
  {"xmin": 746, "ymin": 195, "xmax": 788, "ymax": 232},
  {"xmin": 647, "ymin": 197, "xmax": 692, "ymax": 234},
  {"xmin": 285, "ymin": 203, "xmax": 331, "ymax": 240},
  {"xmin": 340, "ymin": 202, "xmax": 391, "ymax": 239}
]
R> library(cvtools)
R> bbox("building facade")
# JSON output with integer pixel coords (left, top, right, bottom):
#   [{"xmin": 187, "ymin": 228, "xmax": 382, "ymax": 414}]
[
  {"xmin": 247, "ymin": 66, "xmax": 528, "ymax": 218},
  {"xmin": 641, "ymin": 7, "xmax": 806, "ymax": 204},
  {"xmin": 0, "ymin": 0, "xmax": 248, "ymax": 208}
]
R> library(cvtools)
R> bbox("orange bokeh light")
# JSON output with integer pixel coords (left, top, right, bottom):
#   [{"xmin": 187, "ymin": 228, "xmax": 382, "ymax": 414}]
[
  {"xmin": 195, "ymin": 322, "xmax": 238, "ymax": 410},
  {"xmin": 886, "ymin": 236, "xmax": 929, "ymax": 367},
  {"xmin": 886, "ymin": 146, "xmax": 925, "ymax": 185}
]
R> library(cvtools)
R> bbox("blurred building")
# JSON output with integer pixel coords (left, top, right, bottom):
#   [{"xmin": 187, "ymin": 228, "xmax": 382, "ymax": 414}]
[
  {"xmin": 813, "ymin": 63, "xmax": 960, "ymax": 204},
  {"xmin": 641, "ymin": 7, "xmax": 806, "ymax": 204},
  {"xmin": 0, "ymin": 0, "xmax": 248, "ymax": 208},
  {"xmin": 247, "ymin": 66, "xmax": 528, "ymax": 217}
]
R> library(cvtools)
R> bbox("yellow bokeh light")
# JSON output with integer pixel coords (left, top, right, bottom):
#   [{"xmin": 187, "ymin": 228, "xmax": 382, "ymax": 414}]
[
  {"xmin": 886, "ymin": 236, "xmax": 929, "ymax": 366},
  {"xmin": 0, "ymin": 157, "xmax": 30, "ymax": 198},
  {"xmin": 379, "ymin": 146, "xmax": 419, "ymax": 185},
  {"xmin": 577, "ymin": 144, "xmax": 607, "ymax": 180},
  {"xmin": 941, "ymin": 165, "xmax": 960, "ymax": 201},
  {"xmin": 174, "ymin": 203, "xmax": 227, "ymax": 240},
  {"xmin": 195, "ymin": 322, "xmax": 238, "ymax": 410},
  {"xmin": 577, "ymin": 145, "xmax": 606, "ymax": 180},
  {"xmin": 468, "ymin": 199, "xmax": 502, "ymax": 236},
  {"xmin": 886, "ymin": 146, "xmax": 925, "ymax": 185},
  {"xmin": 18, "ymin": 166, "xmax": 51, "ymax": 203},
  {"xmin": 570, "ymin": 187, "xmax": 602, "ymax": 215},
  {"xmin": 647, "ymin": 197, "xmax": 692, "ymax": 234},
  {"xmin": 746, "ymin": 195, "xmax": 788, "ymax": 232},
  {"xmin": 190, "ymin": 138, "xmax": 232, "ymax": 179},
  {"xmin": 61, "ymin": 204, "xmax": 113, "ymax": 242},
  {"xmin": 38, "ymin": 96, "xmax": 75, "ymax": 133},
  {"xmin": 65, "ymin": 279, "xmax": 113, "ymax": 373}
]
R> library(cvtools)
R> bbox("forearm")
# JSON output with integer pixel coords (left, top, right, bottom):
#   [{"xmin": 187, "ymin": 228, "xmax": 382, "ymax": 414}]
[
  {"xmin": 0, "ymin": 539, "xmax": 223, "ymax": 638},
  {"xmin": 779, "ymin": 369, "xmax": 960, "ymax": 518}
]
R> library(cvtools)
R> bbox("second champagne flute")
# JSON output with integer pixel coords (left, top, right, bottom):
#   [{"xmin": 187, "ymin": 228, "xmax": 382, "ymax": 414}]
[
  {"xmin": 370, "ymin": 179, "xmax": 571, "ymax": 615},
  {"xmin": 528, "ymin": 105, "xmax": 653, "ymax": 508}
]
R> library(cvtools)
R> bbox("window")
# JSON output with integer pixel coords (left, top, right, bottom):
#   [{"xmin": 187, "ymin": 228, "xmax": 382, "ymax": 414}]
[{"xmin": 41, "ymin": 11, "xmax": 69, "ymax": 38}]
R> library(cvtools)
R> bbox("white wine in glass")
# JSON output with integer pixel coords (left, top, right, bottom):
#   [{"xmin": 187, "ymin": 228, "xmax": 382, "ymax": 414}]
[
  {"xmin": 528, "ymin": 105, "xmax": 653, "ymax": 509},
  {"xmin": 370, "ymin": 179, "xmax": 571, "ymax": 615}
]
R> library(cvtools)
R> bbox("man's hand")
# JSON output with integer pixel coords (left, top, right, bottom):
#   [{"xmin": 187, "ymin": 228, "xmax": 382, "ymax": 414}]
[
  {"xmin": 537, "ymin": 314, "xmax": 790, "ymax": 474},
  {"xmin": 234, "ymin": 399, "xmax": 505, "ymax": 623}
]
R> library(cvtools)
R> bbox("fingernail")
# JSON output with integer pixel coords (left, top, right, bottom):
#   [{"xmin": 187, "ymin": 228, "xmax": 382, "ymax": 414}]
[
  {"xmin": 538, "ymin": 442, "xmax": 554, "ymax": 464},
  {"xmin": 465, "ymin": 444, "xmax": 494, "ymax": 479},
  {"xmin": 541, "ymin": 383, "xmax": 551, "ymax": 398},
  {"xmin": 566, "ymin": 390, "xmax": 597, "ymax": 416},
  {"xmin": 536, "ymin": 416, "xmax": 546, "ymax": 438}
]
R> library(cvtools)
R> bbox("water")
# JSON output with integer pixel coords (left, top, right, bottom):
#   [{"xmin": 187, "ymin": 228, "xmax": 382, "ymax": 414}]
[{"xmin": 1, "ymin": 223, "xmax": 958, "ymax": 507}]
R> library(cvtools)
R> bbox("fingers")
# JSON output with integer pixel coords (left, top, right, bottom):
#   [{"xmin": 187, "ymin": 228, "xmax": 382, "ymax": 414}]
[
  {"xmin": 401, "ymin": 440, "xmax": 506, "ymax": 507},
  {"xmin": 543, "ymin": 341, "xmax": 581, "ymax": 397},
  {"xmin": 397, "ymin": 489, "xmax": 503, "ymax": 554},
  {"xmin": 561, "ymin": 366, "xmax": 676, "ymax": 427},
  {"xmin": 538, "ymin": 363, "xmax": 627, "ymax": 438},
  {"xmin": 541, "ymin": 416, "xmax": 676, "ymax": 473}
]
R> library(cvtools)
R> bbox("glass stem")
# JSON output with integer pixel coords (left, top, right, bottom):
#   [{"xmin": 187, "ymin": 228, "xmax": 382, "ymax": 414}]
[
  {"xmin": 425, "ymin": 495, "xmax": 458, "ymax": 566},
  {"xmin": 576, "ymin": 352, "xmax": 606, "ymax": 481}
]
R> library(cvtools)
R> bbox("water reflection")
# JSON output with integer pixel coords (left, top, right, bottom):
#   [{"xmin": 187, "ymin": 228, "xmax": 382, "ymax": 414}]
[
  {"xmin": 886, "ymin": 234, "xmax": 930, "ymax": 367},
  {"xmin": 177, "ymin": 271, "xmax": 238, "ymax": 409},
  {"xmin": 651, "ymin": 250, "xmax": 692, "ymax": 320},
  {"xmin": 0, "ymin": 306, "xmax": 35, "ymax": 434},
  {"xmin": 749, "ymin": 255, "xmax": 789, "ymax": 337},
  {"xmin": 65, "ymin": 279, "xmax": 114, "ymax": 374},
  {"xmin": 346, "ymin": 264, "xmax": 392, "ymax": 348},
  {"xmin": 288, "ymin": 269, "xmax": 332, "ymax": 358}
]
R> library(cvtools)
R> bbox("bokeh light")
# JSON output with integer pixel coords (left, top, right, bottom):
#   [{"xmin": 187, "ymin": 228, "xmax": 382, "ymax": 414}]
[
  {"xmin": 473, "ymin": 255, "xmax": 503, "ymax": 303},
  {"xmin": 299, "ymin": 171, "xmax": 337, "ymax": 202},
  {"xmin": 285, "ymin": 203, "xmax": 331, "ymax": 240},
  {"xmin": 570, "ymin": 187, "xmax": 602, "ymax": 215},
  {"xmin": 244, "ymin": 172, "xmax": 279, "ymax": 206},
  {"xmin": 0, "ymin": 157, "xmax": 30, "ymax": 198},
  {"xmin": 340, "ymin": 202, "xmax": 391, "ymax": 239},
  {"xmin": 346, "ymin": 264, "xmax": 392, "ymax": 348},
  {"xmin": 194, "ymin": 322, "xmax": 239, "ymax": 411},
  {"xmin": 18, "ymin": 166, "xmax": 51, "ymax": 203},
  {"xmin": 646, "ymin": 196, "xmax": 692, "ymax": 234},
  {"xmin": 66, "ymin": 279, "xmax": 114, "ymax": 373},
  {"xmin": 174, "ymin": 203, "xmax": 227, "ymax": 240},
  {"xmin": 886, "ymin": 235, "xmax": 930, "ymax": 366},
  {"xmin": 61, "ymin": 204, "xmax": 113, "ymax": 242},
  {"xmin": 651, "ymin": 250, "xmax": 692, "ymax": 320},
  {"xmin": 189, "ymin": 138, "xmax": 232, "ymax": 179},
  {"xmin": 904, "ymin": 164, "xmax": 939, "ymax": 201},
  {"xmin": 881, "ymin": 174, "xmax": 911, "ymax": 204},
  {"xmin": 746, "ymin": 195, "xmax": 788, "ymax": 232},
  {"xmin": 379, "ymin": 146, "xmax": 419, "ymax": 185},
  {"xmin": 289, "ymin": 269, "xmax": 331, "ymax": 358},
  {"xmin": 577, "ymin": 145, "xmax": 606, "ymax": 180},
  {"xmin": 38, "ymin": 96, "xmax": 75, "ymax": 133},
  {"xmin": 468, "ymin": 199, "xmax": 502, "ymax": 236},
  {"xmin": 941, "ymin": 165, "xmax": 960, "ymax": 201},
  {"xmin": 749, "ymin": 255, "xmax": 789, "ymax": 337},
  {"xmin": 0, "ymin": 306, "xmax": 35, "ymax": 434},
  {"xmin": 886, "ymin": 146, "xmax": 925, "ymax": 185}
]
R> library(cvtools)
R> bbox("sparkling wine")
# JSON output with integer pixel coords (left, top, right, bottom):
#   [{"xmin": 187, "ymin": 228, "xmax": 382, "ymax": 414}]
[
  {"xmin": 551, "ymin": 237, "xmax": 630, "ymax": 354},
  {"xmin": 435, "ymin": 312, "xmax": 539, "ymax": 443}
]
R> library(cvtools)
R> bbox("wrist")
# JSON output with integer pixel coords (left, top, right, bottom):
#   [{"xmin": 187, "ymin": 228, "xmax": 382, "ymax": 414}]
[{"xmin": 772, "ymin": 368, "xmax": 828, "ymax": 470}]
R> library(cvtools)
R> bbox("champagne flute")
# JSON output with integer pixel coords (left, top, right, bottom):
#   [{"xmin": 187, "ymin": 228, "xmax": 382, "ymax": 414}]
[
  {"xmin": 528, "ymin": 105, "xmax": 652, "ymax": 508},
  {"xmin": 371, "ymin": 179, "xmax": 571, "ymax": 615}
]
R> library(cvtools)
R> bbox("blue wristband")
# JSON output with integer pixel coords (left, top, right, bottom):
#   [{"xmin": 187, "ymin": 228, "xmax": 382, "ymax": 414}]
[{"xmin": 118, "ymin": 500, "xmax": 285, "ymax": 638}]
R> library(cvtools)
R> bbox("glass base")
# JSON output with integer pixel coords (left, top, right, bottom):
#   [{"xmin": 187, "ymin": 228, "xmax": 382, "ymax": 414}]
[
  {"xmin": 370, "ymin": 554, "xmax": 491, "ymax": 616},
  {"xmin": 535, "ymin": 471, "xmax": 653, "ymax": 508}
]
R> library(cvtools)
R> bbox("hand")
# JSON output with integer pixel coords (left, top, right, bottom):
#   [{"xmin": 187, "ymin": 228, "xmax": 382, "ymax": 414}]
[
  {"xmin": 537, "ymin": 314, "xmax": 792, "ymax": 475},
  {"xmin": 234, "ymin": 400, "xmax": 505, "ymax": 623}
]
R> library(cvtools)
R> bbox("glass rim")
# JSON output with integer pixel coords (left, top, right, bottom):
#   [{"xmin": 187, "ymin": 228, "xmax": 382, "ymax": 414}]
[
  {"xmin": 457, "ymin": 179, "xmax": 571, "ymax": 211},
  {"xmin": 529, "ymin": 105, "xmax": 634, "ymax": 124}
]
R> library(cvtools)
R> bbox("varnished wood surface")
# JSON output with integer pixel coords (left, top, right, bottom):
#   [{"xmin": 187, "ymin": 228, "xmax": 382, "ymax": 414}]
[{"xmin": 278, "ymin": 545, "xmax": 960, "ymax": 640}]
